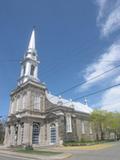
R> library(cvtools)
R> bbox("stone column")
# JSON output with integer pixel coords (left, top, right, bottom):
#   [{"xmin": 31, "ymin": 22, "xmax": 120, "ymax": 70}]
[
  {"xmin": 9, "ymin": 101, "xmax": 12, "ymax": 115},
  {"xmin": 10, "ymin": 125, "xmax": 15, "ymax": 146},
  {"xmin": 25, "ymin": 62, "xmax": 30, "ymax": 76},
  {"xmin": 55, "ymin": 122, "xmax": 59, "ymax": 145},
  {"xmin": 58, "ymin": 116, "xmax": 64, "ymax": 145},
  {"xmin": 23, "ymin": 122, "xmax": 31, "ymax": 145},
  {"xmin": 17, "ymin": 124, "xmax": 21, "ymax": 145},
  {"xmin": 4, "ymin": 126, "xmax": 10, "ymax": 146},
  {"xmin": 44, "ymin": 122, "xmax": 48, "ymax": 145},
  {"xmin": 29, "ymin": 122, "xmax": 33, "ymax": 145},
  {"xmin": 41, "ymin": 96, "xmax": 45, "ymax": 112},
  {"xmin": 39, "ymin": 121, "xmax": 45, "ymax": 145},
  {"xmin": 46, "ymin": 122, "xmax": 50, "ymax": 145},
  {"xmin": 76, "ymin": 119, "xmax": 81, "ymax": 141}
]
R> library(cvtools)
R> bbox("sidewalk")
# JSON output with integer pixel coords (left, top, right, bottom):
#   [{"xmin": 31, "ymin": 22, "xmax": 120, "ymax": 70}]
[{"xmin": 0, "ymin": 146, "xmax": 72, "ymax": 160}]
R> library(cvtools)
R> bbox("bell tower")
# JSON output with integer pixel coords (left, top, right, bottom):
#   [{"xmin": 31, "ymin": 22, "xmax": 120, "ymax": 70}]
[{"xmin": 18, "ymin": 29, "xmax": 39, "ymax": 85}]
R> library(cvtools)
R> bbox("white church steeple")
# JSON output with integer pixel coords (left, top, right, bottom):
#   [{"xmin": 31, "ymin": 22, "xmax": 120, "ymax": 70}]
[
  {"xmin": 28, "ymin": 29, "xmax": 36, "ymax": 52},
  {"xmin": 18, "ymin": 29, "xmax": 40, "ymax": 85}
]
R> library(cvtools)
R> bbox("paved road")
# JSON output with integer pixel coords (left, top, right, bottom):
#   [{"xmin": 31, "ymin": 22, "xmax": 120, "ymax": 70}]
[
  {"xmin": 0, "ymin": 154, "xmax": 35, "ymax": 160},
  {"xmin": 0, "ymin": 142, "xmax": 119, "ymax": 160},
  {"xmin": 0, "ymin": 154, "xmax": 31, "ymax": 160},
  {"xmin": 65, "ymin": 142, "xmax": 120, "ymax": 160}
]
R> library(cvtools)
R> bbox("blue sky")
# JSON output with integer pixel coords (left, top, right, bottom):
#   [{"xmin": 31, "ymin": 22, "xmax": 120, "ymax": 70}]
[{"xmin": 0, "ymin": 0, "xmax": 120, "ymax": 117}]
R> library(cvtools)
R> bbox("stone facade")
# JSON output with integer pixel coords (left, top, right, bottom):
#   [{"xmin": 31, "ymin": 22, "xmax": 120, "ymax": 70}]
[{"xmin": 4, "ymin": 29, "xmax": 95, "ymax": 147}]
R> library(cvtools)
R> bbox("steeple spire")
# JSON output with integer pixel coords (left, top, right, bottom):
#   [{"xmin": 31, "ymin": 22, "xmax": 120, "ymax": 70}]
[
  {"xmin": 28, "ymin": 28, "xmax": 35, "ymax": 52},
  {"xmin": 18, "ymin": 29, "xmax": 39, "ymax": 86}
]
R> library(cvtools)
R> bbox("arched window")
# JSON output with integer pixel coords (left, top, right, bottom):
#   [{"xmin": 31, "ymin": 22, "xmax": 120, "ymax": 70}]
[
  {"xmin": 30, "ymin": 65, "xmax": 35, "ymax": 76},
  {"xmin": 32, "ymin": 122, "xmax": 40, "ymax": 144},
  {"xmin": 50, "ymin": 123, "xmax": 56, "ymax": 144}
]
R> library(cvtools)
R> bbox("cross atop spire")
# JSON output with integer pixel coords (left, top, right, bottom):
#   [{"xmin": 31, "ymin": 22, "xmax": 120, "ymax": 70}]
[
  {"xmin": 28, "ymin": 28, "xmax": 36, "ymax": 52},
  {"xmin": 84, "ymin": 97, "xmax": 88, "ymax": 106}
]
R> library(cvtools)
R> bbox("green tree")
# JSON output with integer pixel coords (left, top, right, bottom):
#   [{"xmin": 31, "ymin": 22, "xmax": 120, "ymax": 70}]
[
  {"xmin": 90, "ymin": 109, "xmax": 107, "ymax": 140},
  {"xmin": 91, "ymin": 109, "xmax": 120, "ymax": 141},
  {"xmin": 0, "ymin": 118, "xmax": 5, "ymax": 144},
  {"xmin": 106, "ymin": 112, "xmax": 120, "ymax": 140}
]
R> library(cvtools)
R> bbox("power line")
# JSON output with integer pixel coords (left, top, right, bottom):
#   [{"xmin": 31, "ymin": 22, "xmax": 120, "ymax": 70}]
[
  {"xmin": 41, "ymin": 41, "xmax": 120, "ymax": 78},
  {"xmin": 94, "ymin": 101, "xmax": 120, "ymax": 109},
  {"xmin": 65, "ymin": 83, "xmax": 120, "ymax": 104},
  {"xmin": 20, "ymin": 83, "xmax": 120, "ymax": 107},
  {"xmin": 98, "ymin": 60, "xmax": 120, "ymax": 63},
  {"xmin": 1, "ymin": 59, "xmax": 120, "ymax": 105},
  {"xmin": 55, "ymin": 64, "xmax": 120, "ymax": 96},
  {"xmin": 25, "ymin": 35, "xmax": 99, "ymax": 76},
  {"xmin": 0, "ymin": 30, "xmax": 119, "ymax": 77},
  {"xmin": 7, "ymin": 83, "xmax": 120, "ymax": 116},
  {"xmin": 1, "ymin": 47, "xmax": 120, "ymax": 102}
]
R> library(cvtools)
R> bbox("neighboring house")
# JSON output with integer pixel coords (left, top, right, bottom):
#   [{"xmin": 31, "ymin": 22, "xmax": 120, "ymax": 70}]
[{"xmin": 4, "ymin": 29, "xmax": 95, "ymax": 147}]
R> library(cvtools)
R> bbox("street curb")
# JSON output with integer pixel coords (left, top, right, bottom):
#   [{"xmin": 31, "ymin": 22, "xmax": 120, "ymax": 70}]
[{"xmin": 0, "ymin": 149, "xmax": 72, "ymax": 160}]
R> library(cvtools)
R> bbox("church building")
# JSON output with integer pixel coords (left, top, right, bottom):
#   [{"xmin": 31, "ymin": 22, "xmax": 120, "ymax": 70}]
[{"xmin": 4, "ymin": 29, "xmax": 95, "ymax": 147}]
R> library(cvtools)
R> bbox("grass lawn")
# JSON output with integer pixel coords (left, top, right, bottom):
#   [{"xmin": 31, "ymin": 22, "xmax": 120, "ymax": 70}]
[
  {"xmin": 16, "ymin": 148, "xmax": 62, "ymax": 156},
  {"xmin": 60, "ymin": 143, "xmax": 114, "ymax": 150}
]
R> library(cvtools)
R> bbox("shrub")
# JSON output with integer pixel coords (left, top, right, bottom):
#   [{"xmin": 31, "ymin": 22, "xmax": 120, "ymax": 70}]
[{"xmin": 24, "ymin": 144, "xmax": 33, "ymax": 150}]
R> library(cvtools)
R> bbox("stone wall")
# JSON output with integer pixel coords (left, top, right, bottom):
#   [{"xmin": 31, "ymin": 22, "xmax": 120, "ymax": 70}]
[{"xmin": 58, "ymin": 113, "xmax": 95, "ymax": 143}]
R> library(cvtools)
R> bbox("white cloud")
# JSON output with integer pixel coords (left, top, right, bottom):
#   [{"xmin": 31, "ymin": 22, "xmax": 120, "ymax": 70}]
[
  {"xmin": 96, "ymin": 0, "xmax": 108, "ymax": 21},
  {"xmin": 100, "ymin": 75, "xmax": 120, "ymax": 112},
  {"xmin": 96, "ymin": 0, "xmax": 120, "ymax": 37},
  {"xmin": 101, "ymin": 85, "xmax": 120, "ymax": 112},
  {"xmin": 102, "ymin": 6, "xmax": 120, "ymax": 36},
  {"xmin": 114, "ymin": 75, "xmax": 120, "ymax": 83},
  {"xmin": 84, "ymin": 0, "xmax": 120, "ymax": 112},
  {"xmin": 80, "ymin": 40, "xmax": 120, "ymax": 90}
]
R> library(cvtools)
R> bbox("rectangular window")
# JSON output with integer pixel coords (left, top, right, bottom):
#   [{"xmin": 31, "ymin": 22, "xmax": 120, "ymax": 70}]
[
  {"xmin": 66, "ymin": 114, "xmax": 72, "ymax": 133},
  {"xmin": 34, "ymin": 96, "xmax": 40, "ymax": 110},
  {"xmin": 81, "ymin": 120, "xmax": 85, "ymax": 134}
]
